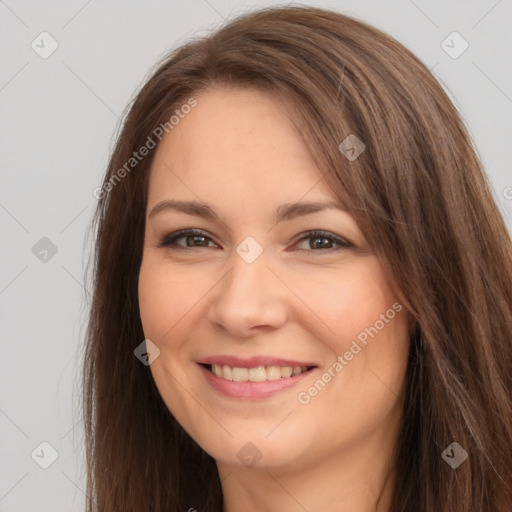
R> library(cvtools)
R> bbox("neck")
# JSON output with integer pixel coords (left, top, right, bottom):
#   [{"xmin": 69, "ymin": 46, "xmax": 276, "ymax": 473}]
[{"xmin": 217, "ymin": 420, "xmax": 399, "ymax": 512}]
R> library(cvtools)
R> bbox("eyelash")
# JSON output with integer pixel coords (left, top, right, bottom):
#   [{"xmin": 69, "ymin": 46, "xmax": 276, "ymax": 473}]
[{"xmin": 157, "ymin": 229, "xmax": 352, "ymax": 255}]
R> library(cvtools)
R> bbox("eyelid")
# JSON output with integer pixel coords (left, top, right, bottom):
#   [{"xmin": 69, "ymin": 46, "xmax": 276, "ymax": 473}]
[
  {"xmin": 158, "ymin": 228, "xmax": 218, "ymax": 249},
  {"xmin": 290, "ymin": 230, "xmax": 352, "ymax": 250},
  {"xmin": 157, "ymin": 228, "xmax": 352, "ymax": 253}
]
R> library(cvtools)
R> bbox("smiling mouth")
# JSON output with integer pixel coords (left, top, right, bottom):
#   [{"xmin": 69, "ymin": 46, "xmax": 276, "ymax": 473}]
[{"xmin": 202, "ymin": 363, "xmax": 315, "ymax": 382}]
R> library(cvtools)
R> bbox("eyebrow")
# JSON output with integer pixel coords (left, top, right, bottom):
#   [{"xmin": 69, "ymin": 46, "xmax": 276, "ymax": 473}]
[{"xmin": 148, "ymin": 199, "xmax": 347, "ymax": 224}]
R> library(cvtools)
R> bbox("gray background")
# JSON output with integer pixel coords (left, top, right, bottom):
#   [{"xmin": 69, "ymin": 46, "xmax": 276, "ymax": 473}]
[{"xmin": 1, "ymin": 1, "xmax": 511, "ymax": 510}]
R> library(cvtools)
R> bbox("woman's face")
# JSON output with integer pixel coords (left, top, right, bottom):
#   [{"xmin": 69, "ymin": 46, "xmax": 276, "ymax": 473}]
[{"xmin": 138, "ymin": 86, "xmax": 410, "ymax": 473}]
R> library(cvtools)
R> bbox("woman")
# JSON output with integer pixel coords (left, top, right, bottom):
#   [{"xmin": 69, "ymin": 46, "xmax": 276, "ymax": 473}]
[{"xmin": 82, "ymin": 5, "xmax": 512, "ymax": 511}]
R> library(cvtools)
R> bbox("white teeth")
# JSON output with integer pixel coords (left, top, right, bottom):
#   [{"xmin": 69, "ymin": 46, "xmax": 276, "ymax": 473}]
[
  {"xmin": 209, "ymin": 363, "xmax": 309, "ymax": 381},
  {"xmin": 232, "ymin": 367, "xmax": 249, "ymax": 382},
  {"xmin": 212, "ymin": 364, "xmax": 223, "ymax": 378},
  {"xmin": 280, "ymin": 366, "xmax": 293, "ymax": 378},
  {"xmin": 223, "ymin": 364, "xmax": 233, "ymax": 381},
  {"xmin": 266, "ymin": 366, "xmax": 281, "ymax": 380},
  {"xmin": 248, "ymin": 367, "xmax": 267, "ymax": 382}
]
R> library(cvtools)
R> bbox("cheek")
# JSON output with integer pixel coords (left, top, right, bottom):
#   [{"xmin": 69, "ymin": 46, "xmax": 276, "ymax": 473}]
[
  {"xmin": 138, "ymin": 260, "xmax": 205, "ymax": 430},
  {"xmin": 292, "ymin": 260, "xmax": 410, "ymax": 412},
  {"xmin": 138, "ymin": 259, "xmax": 191, "ymax": 342},
  {"xmin": 287, "ymin": 261, "xmax": 396, "ymax": 351}
]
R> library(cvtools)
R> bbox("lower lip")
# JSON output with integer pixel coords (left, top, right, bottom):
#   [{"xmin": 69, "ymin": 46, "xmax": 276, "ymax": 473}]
[{"xmin": 198, "ymin": 364, "xmax": 314, "ymax": 399}]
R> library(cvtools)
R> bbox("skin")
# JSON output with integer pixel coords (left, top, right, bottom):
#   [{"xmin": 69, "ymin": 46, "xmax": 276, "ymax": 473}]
[{"xmin": 138, "ymin": 86, "xmax": 411, "ymax": 512}]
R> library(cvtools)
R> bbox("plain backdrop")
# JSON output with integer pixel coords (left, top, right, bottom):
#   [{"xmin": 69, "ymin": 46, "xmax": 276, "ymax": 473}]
[{"xmin": 1, "ymin": 1, "xmax": 511, "ymax": 510}]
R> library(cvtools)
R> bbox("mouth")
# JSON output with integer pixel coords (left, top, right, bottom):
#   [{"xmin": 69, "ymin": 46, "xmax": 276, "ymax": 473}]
[
  {"xmin": 197, "ymin": 356, "xmax": 318, "ymax": 399},
  {"xmin": 201, "ymin": 363, "xmax": 315, "ymax": 382}
]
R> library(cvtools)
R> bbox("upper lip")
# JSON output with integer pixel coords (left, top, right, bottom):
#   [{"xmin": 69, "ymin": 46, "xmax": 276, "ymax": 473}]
[{"xmin": 198, "ymin": 355, "xmax": 318, "ymax": 368}]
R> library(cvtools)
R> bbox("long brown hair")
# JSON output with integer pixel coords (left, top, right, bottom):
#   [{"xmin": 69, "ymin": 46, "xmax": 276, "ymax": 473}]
[{"xmin": 81, "ymin": 5, "xmax": 512, "ymax": 511}]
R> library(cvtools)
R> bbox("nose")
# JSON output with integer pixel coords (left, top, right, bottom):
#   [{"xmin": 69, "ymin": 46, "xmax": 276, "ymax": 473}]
[{"xmin": 207, "ymin": 249, "xmax": 288, "ymax": 339}]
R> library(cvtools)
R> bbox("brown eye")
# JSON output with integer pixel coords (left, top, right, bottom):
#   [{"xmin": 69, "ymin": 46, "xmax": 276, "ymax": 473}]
[
  {"xmin": 292, "ymin": 231, "xmax": 352, "ymax": 254},
  {"xmin": 159, "ymin": 229, "xmax": 217, "ymax": 249}
]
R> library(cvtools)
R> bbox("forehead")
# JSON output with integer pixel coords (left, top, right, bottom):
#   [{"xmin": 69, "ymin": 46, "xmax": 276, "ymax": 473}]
[{"xmin": 147, "ymin": 87, "xmax": 339, "ymax": 209}]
